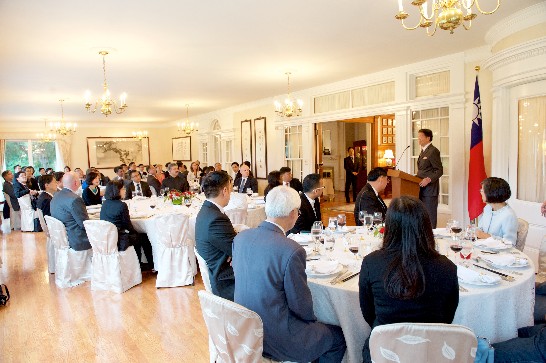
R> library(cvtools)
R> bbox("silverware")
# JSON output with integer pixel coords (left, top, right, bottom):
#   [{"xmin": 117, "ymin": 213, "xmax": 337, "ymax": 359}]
[
  {"xmin": 480, "ymin": 250, "xmax": 498, "ymax": 254},
  {"xmin": 329, "ymin": 269, "xmax": 350, "ymax": 285},
  {"xmin": 507, "ymin": 270, "xmax": 523, "ymax": 276},
  {"xmin": 473, "ymin": 264, "xmax": 515, "ymax": 282},
  {"xmin": 459, "ymin": 285, "xmax": 468, "ymax": 292},
  {"xmin": 340, "ymin": 272, "xmax": 360, "ymax": 283}
]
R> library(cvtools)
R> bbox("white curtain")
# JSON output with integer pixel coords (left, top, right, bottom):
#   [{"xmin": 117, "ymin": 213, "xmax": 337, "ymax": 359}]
[{"xmin": 55, "ymin": 138, "xmax": 71, "ymax": 171}]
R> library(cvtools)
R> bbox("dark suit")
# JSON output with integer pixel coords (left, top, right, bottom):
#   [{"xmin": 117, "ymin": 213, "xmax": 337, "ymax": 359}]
[
  {"xmin": 344, "ymin": 155, "xmax": 360, "ymax": 202},
  {"xmin": 234, "ymin": 176, "xmax": 258, "ymax": 193},
  {"xmin": 195, "ymin": 200, "xmax": 237, "ymax": 301},
  {"xmin": 13, "ymin": 179, "xmax": 30, "ymax": 198},
  {"xmin": 125, "ymin": 181, "xmax": 152, "ymax": 199},
  {"xmin": 146, "ymin": 175, "xmax": 161, "ymax": 195},
  {"xmin": 36, "ymin": 192, "xmax": 53, "ymax": 216},
  {"xmin": 233, "ymin": 221, "xmax": 346, "ymax": 362},
  {"xmin": 50, "ymin": 188, "xmax": 91, "ymax": 251},
  {"xmin": 27, "ymin": 177, "xmax": 39, "ymax": 191},
  {"xmin": 354, "ymin": 183, "xmax": 387, "ymax": 226},
  {"xmin": 416, "ymin": 144, "xmax": 443, "ymax": 228},
  {"xmin": 289, "ymin": 193, "xmax": 321, "ymax": 234},
  {"xmin": 161, "ymin": 175, "xmax": 189, "ymax": 192},
  {"xmin": 283, "ymin": 178, "xmax": 303, "ymax": 193},
  {"xmin": 3, "ymin": 181, "xmax": 20, "ymax": 211}
]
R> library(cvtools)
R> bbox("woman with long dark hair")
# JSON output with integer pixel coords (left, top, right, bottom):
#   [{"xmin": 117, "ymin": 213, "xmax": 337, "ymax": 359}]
[
  {"xmin": 359, "ymin": 196, "xmax": 459, "ymax": 362},
  {"xmin": 263, "ymin": 170, "xmax": 281, "ymax": 200}
]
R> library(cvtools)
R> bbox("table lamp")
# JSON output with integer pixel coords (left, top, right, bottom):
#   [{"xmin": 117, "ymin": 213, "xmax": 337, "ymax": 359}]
[{"xmin": 384, "ymin": 149, "xmax": 395, "ymax": 166}]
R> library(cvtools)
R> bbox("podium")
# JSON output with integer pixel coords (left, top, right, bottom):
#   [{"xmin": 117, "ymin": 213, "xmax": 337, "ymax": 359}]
[{"xmin": 387, "ymin": 169, "xmax": 422, "ymax": 199}]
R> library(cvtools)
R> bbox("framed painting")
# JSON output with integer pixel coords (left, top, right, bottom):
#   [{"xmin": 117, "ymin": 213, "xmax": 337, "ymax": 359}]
[
  {"xmin": 172, "ymin": 136, "xmax": 192, "ymax": 161},
  {"xmin": 382, "ymin": 136, "xmax": 387, "ymax": 144},
  {"xmin": 87, "ymin": 137, "xmax": 150, "ymax": 169},
  {"xmin": 241, "ymin": 119, "xmax": 252, "ymax": 166},
  {"xmin": 253, "ymin": 117, "xmax": 267, "ymax": 179},
  {"xmin": 388, "ymin": 136, "xmax": 393, "ymax": 144}
]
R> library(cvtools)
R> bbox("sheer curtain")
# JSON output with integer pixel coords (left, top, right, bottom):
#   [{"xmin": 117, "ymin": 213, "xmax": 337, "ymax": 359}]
[
  {"xmin": 0, "ymin": 139, "xmax": 5, "ymax": 171},
  {"xmin": 55, "ymin": 138, "xmax": 71, "ymax": 171}
]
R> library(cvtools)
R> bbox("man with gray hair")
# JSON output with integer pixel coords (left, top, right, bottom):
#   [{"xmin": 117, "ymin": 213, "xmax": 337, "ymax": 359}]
[{"xmin": 233, "ymin": 186, "xmax": 346, "ymax": 362}]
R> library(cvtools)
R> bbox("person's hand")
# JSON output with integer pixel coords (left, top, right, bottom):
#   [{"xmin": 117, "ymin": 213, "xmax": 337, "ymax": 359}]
[
  {"xmin": 475, "ymin": 229, "xmax": 490, "ymax": 239},
  {"xmin": 30, "ymin": 190, "xmax": 39, "ymax": 196},
  {"xmin": 419, "ymin": 177, "xmax": 431, "ymax": 187},
  {"xmin": 542, "ymin": 200, "xmax": 546, "ymax": 217},
  {"xmin": 352, "ymin": 172, "xmax": 358, "ymax": 176}
]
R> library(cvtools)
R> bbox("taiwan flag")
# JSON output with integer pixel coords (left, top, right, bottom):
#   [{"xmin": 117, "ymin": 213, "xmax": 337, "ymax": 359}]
[{"xmin": 468, "ymin": 76, "xmax": 487, "ymax": 220}]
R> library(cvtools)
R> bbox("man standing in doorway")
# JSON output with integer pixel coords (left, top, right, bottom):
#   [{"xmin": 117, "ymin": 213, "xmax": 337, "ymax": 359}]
[
  {"xmin": 416, "ymin": 128, "xmax": 443, "ymax": 228},
  {"xmin": 344, "ymin": 146, "xmax": 360, "ymax": 203}
]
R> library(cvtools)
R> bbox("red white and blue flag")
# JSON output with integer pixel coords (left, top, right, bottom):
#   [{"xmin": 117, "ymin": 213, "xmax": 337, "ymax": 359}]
[{"xmin": 468, "ymin": 76, "xmax": 487, "ymax": 220}]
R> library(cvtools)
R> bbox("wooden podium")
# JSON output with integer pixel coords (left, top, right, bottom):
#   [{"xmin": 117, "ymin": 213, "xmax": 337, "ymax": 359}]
[{"xmin": 387, "ymin": 169, "xmax": 422, "ymax": 199}]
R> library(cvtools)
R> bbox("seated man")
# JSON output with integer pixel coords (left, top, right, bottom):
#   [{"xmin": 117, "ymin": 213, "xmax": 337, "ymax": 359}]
[
  {"xmin": 50, "ymin": 172, "xmax": 91, "ymax": 251},
  {"xmin": 162, "ymin": 163, "xmax": 189, "ymax": 192},
  {"xmin": 233, "ymin": 186, "xmax": 346, "ymax": 362},
  {"xmin": 36, "ymin": 174, "xmax": 58, "ymax": 216},
  {"xmin": 354, "ymin": 167, "xmax": 389, "ymax": 225},
  {"xmin": 233, "ymin": 164, "xmax": 258, "ymax": 193},
  {"xmin": 195, "ymin": 171, "xmax": 237, "ymax": 301},
  {"xmin": 146, "ymin": 165, "xmax": 162, "ymax": 196},
  {"xmin": 288, "ymin": 173, "xmax": 323, "ymax": 235},
  {"xmin": 13, "ymin": 171, "xmax": 39, "ymax": 199},
  {"xmin": 279, "ymin": 166, "xmax": 303, "ymax": 193},
  {"xmin": 125, "ymin": 170, "xmax": 152, "ymax": 199},
  {"xmin": 492, "ymin": 323, "xmax": 546, "ymax": 363},
  {"xmin": 2, "ymin": 170, "xmax": 20, "ymax": 218}
]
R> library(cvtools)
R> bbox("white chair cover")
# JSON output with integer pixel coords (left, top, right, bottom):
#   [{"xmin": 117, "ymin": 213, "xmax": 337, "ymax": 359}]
[
  {"xmin": 154, "ymin": 213, "xmax": 197, "ymax": 288},
  {"xmin": 369, "ymin": 323, "xmax": 477, "ymax": 363},
  {"xmin": 225, "ymin": 208, "xmax": 248, "ymax": 225},
  {"xmin": 44, "ymin": 215, "xmax": 92, "ymax": 288},
  {"xmin": 536, "ymin": 235, "xmax": 546, "ymax": 285},
  {"xmin": 83, "ymin": 220, "xmax": 142, "ymax": 293},
  {"xmin": 36, "ymin": 209, "xmax": 55, "ymax": 274},
  {"xmin": 2, "ymin": 192, "xmax": 20, "ymax": 232},
  {"xmin": 226, "ymin": 193, "xmax": 248, "ymax": 210},
  {"xmin": 515, "ymin": 218, "xmax": 529, "ymax": 252},
  {"xmin": 195, "ymin": 248, "xmax": 213, "ymax": 293},
  {"xmin": 150, "ymin": 185, "xmax": 157, "ymax": 197},
  {"xmin": 17, "ymin": 194, "xmax": 35, "ymax": 232}
]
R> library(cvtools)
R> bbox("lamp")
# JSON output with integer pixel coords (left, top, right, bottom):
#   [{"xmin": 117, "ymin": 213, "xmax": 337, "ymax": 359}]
[
  {"xmin": 274, "ymin": 72, "xmax": 303, "ymax": 118},
  {"xmin": 132, "ymin": 130, "xmax": 148, "ymax": 140},
  {"xmin": 395, "ymin": 0, "xmax": 500, "ymax": 36},
  {"xmin": 50, "ymin": 100, "xmax": 77, "ymax": 136},
  {"xmin": 384, "ymin": 149, "xmax": 395, "ymax": 166},
  {"xmin": 37, "ymin": 119, "xmax": 56, "ymax": 142},
  {"xmin": 177, "ymin": 104, "xmax": 199, "ymax": 135},
  {"xmin": 84, "ymin": 51, "xmax": 127, "ymax": 116}
]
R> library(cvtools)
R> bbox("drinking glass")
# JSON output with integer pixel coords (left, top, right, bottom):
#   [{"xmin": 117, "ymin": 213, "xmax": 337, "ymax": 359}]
[
  {"xmin": 233, "ymin": 185, "xmax": 238, "ymax": 192},
  {"xmin": 446, "ymin": 219, "xmax": 454, "ymax": 233},
  {"xmin": 373, "ymin": 212, "xmax": 382, "ymax": 226},
  {"xmin": 324, "ymin": 235, "xmax": 335, "ymax": 254},
  {"xmin": 364, "ymin": 213, "xmax": 373, "ymax": 230},
  {"xmin": 358, "ymin": 211, "xmax": 366, "ymax": 226},
  {"xmin": 349, "ymin": 245, "xmax": 359, "ymax": 260},
  {"xmin": 184, "ymin": 198, "xmax": 192, "ymax": 208},
  {"xmin": 450, "ymin": 243, "xmax": 463, "ymax": 264},
  {"xmin": 327, "ymin": 217, "xmax": 337, "ymax": 233},
  {"xmin": 460, "ymin": 241, "xmax": 473, "ymax": 265},
  {"xmin": 310, "ymin": 221, "xmax": 323, "ymax": 256},
  {"xmin": 337, "ymin": 214, "xmax": 346, "ymax": 230},
  {"xmin": 451, "ymin": 220, "xmax": 462, "ymax": 241},
  {"xmin": 465, "ymin": 224, "xmax": 477, "ymax": 242},
  {"xmin": 163, "ymin": 187, "xmax": 170, "ymax": 197},
  {"xmin": 246, "ymin": 188, "xmax": 253, "ymax": 197}
]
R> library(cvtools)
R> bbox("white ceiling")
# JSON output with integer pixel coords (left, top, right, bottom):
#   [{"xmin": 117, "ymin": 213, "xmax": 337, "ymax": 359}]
[{"xmin": 0, "ymin": 0, "xmax": 542, "ymax": 125}]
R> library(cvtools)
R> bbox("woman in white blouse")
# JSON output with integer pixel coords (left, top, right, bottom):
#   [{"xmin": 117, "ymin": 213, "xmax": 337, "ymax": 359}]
[{"xmin": 188, "ymin": 161, "xmax": 200, "ymax": 182}]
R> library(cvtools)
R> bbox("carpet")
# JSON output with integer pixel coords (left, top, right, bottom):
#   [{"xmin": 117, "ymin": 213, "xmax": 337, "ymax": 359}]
[{"xmin": 326, "ymin": 204, "xmax": 355, "ymax": 213}]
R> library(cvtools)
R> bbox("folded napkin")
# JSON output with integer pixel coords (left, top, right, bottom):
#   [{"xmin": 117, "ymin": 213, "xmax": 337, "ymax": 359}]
[
  {"xmin": 306, "ymin": 260, "xmax": 339, "ymax": 275},
  {"xmin": 481, "ymin": 254, "xmax": 528, "ymax": 267},
  {"xmin": 254, "ymin": 199, "xmax": 266, "ymax": 205},
  {"xmin": 475, "ymin": 237, "xmax": 510, "ymax": 249},
  {"xmin": 287, "ymin": 233, "xmax": 312, "ymax": 244},
  {"xmin": 130, "ymin": 212, "xmax": 153, "ymax": 219},
  {"xmin": 457, "ymin": 265, "xmax": 501, "ymax": 285},
  {"xmin": 354, "ymin": 227, "xmax": 368, "ymax": 235}
]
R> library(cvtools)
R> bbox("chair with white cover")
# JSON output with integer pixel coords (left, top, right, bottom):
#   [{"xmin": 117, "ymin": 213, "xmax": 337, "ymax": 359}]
[
  {"xmin": 36, "ymin": 208, "xmax": 55, "ymax": 274},
  {"xmin": 3, "ymin": 192, "xmax": 20, "ymax": 231},
  {"xmin": 83, "ymin": 220, "xmax": 142, "ymax": 293},
  {"xmin": 154, "ymin": 213, "xmax": 196, "ymax": 288},
  {"xmin": 195, "ymin": 248, "xmax": 212, "ymax": 293},
  {"xmin": 17, "ymin": 194, "xmax": 35, "ymax": 232},
  {"xmin": 369, "ymin": 323, "xmax": 477, "ymax": 363},
  {"xmin": 536, "ymin": 235, "xmax": 546, "ymax": 285},
  {"xmin": 225, "ymin": 208, "xmax": 248, "ymax": 225},
  {"xmin": 515, "ymin": 218, "xmax": 529, "ymax": 252},
  {"xmin": 44, "ymin": 215, "xmax": 92, "ymax": 288}
]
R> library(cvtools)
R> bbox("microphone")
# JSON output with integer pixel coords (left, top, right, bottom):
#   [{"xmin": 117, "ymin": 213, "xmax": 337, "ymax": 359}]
[{"xmin": 394, "ymin": 145, "xmax": 410, "ymax": 170}]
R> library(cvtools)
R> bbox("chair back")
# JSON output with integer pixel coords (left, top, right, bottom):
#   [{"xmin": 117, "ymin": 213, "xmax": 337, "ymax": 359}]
[
  {"xmin": 154, "ymin": 213, "xmax": 190, "ymax": 248},
  {"xmin": 36, "ymin": 208, "xmax": 49, "ymax": 237},
  {"xmin": 225, "ymin": 208, "xmax": 248, "ymax": 225},
  {"xmin": 537, "ymin": 235, "xmax": 546, "ymax": 285},
  {"xmin": 369, "ymin": 323, "xmax": 477, "ymax": 363},
  {"xmin": 226, "ymin": 193, "xmax": 248, "ymax": 210},
  {"xmin": 17, "ymin": 194, "xmax": 32, "ymax": 210},
  {"xmin": 195, "ymin": 248, "xmax": 213, "ymax": 293},
  {"xmin": 198, "ymin": 290, "xmax": 264, "ymax": 362},
  {"xmin": 515, "ymin": 218, "xmax": 529, "ymax": 252},
  {"xmin": 44, "ymin": 215, "xmax": 69, "ymax": 249},
  {"xmin": 83, "ymin": 220, "xmax": 119, "ymax": 254}
]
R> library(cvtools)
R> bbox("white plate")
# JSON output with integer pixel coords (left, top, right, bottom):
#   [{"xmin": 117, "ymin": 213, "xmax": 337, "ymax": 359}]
[
  {"xmin": 475, "ymin": 244, "xmax": 512, "ymax": 251},
  {"xmin": 458, "ymin": 277, "xmax": 501, "ymax": 286},
  {"xmin": 306, "ymin": 262, "xmax": 342, "ymax": 278},
  {"xmin": 485, "ymin": 261, "xmax": 529, "ymax": 269}
]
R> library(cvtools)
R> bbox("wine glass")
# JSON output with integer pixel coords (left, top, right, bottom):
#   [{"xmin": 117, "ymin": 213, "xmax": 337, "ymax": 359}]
[
  {"xmin": 328, "ymin": 217, "xmax": 337, "ymax": 233},
  {"xmin": 446, "ymin": 219, "xmax": 455, "ymax": 233},
  {"xmin": 324, "ymin": 235, "xmax": 335, "ymax": 254},
  {"xmin": 373, "ymin": 212, "xmax": 382, "ymax": 226},
  {"xmin": 310, "ymin": 221, "xmax": 323, "ymax": 256},
  {"xmin": 349, "ymin": 245, "xmax": 359, "ymax": 260},
  {"xmin": 337, "ymin": 214, "xmax": 346, "ymax": 230},
  {"xmin": 364, "ymin": 213, "xmax": 373, "ymax": 231},
  {"xmin": 460, "ymin": 241, "xmax": 473, "ymax": 266},
  {"xmin": 465, "ymin": 224, "xmax": 477, "ymax": 242},
  {"xmin": 163, "ymin": 187, "xmax": 169, "ymax": 197},
  {"xmin": 246, "ymin": 188, "xmax": 253, "ymax": 197},
  {"xmin": 450, "ymin": 243, "xmax": 463, "ymax": 264},
  {"xmin": 184, "ymin": 198, "xmax": 192, "ymax": 208},
  {"xmin": 358, "ymin": 211, "xmax": 366, "ymax": 226},
  {"xmin": 451, "ymin": 220, "xmax": 462, "ymax": 241}
]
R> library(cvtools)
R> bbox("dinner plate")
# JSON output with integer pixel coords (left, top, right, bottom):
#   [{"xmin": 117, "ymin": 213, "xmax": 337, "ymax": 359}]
[
  {"xmin": 485, "ymin": 260, "xmax": 529, "ymax": 269},
  {"xmin": 475, "ymin": 244, "xmax": 512, "ymax": 251},
  {"xmin": 458, "ymin": 277, "xmax": 501, "ymax": 286},
  {"xmin": 305, "ymin": 262, "xmax": 342, "ymax": 278}
]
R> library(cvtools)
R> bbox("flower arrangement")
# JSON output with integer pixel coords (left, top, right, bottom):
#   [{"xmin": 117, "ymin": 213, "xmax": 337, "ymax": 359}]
[
  {"xmin": 165, "ymin": 190, "xmax": 195, "ymax": 205},
  {"xmin": 373, "ymin": 225, "xmax": 385, "ymax": 239}
]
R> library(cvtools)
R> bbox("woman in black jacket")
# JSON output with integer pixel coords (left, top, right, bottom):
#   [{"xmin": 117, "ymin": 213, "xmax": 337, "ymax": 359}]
[{"xmin": 81, "ymin": 171, "xmax": 102, "ymax": 206}]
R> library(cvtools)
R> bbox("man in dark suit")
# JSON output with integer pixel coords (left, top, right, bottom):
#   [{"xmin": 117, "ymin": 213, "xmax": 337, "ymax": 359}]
[
  {"xmin": 125, "ymin": 170, "xmax": 152, "ymax": 199},
  {"xmin": 288, "ymin": 174, "xmax": 323, "ymax": 234},
  {"xmin": 279, "ymin": 166, "xmax": 303, "ymax": 193},
  {"xmin": 195, "ymin": 171, "xmax": 237, "ymax": 301},
  {"xmin": 124, "ymin": 162, "xmax": 138, "ymax": 180},
  {"xmin": 2, "ymin": 170, "xmax": 20, "ymax": 218},
  {"xmin": 233, "ymin": 164, "xmax": 258, "ymax": 193},
  {"xmin": 13, "ymin": 171, "xmax": 39, "ymax": 199},
  {"xmin": 36, "ymin": 174, "xmax": 57, "ymax": 216},
  {"xmin": 162, "ymin": 163, "xmax": 189, "ymax": 192},
  {"xmin": 24, "ymin": 166, "xmax": 39, "ymax": 191},
  {"xmin": 354, "ymin": 167, "xmax": 389, "ymax": 225},
  {"xmin": 344, "ymin": 146, "xmax": 360, "ymax": 203},
  {"xmin": 50, "ymin": 172, "xmax": 91, "ymax": 251},
  {"xmin": 146, "ymin": 165, "xmax": 162, "ymax": 196},
  {"xmin": 416, "ymin": 128, "xmax": 443, "ymax": 228},
  {"xmin": 231, "ymin": 162, "xmax": 242, "ymax": 182},
  {"xmin": 233, "ymin": 186, "xmax": 346, "ymax": 362}
]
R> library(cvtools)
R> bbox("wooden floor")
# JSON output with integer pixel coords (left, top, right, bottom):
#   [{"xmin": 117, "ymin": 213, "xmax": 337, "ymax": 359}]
[{"xmin": 0, "ymin": 192, "xmax": 355, "ymax": 363}]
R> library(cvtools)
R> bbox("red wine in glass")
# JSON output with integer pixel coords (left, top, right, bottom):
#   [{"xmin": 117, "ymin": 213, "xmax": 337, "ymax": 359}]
[
  {"xmin": 451, "ymin": 226, "xmax": 463, "ymax": 235},
  {"xmin": 450, "ymin": 244, "xmax": 463, "ymax": 254},
  {"xmin": 349, "ymin": 246, "xmax": 359, "ymax": 258}
]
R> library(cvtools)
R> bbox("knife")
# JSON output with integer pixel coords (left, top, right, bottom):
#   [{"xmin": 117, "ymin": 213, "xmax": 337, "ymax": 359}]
[
  {"xmin": 472, "ymin": 264, "xmax": 515, "ymax": 281},
  {"xmin": 340, "ymin": 272, "xmax": 360, "ymax": 283}
]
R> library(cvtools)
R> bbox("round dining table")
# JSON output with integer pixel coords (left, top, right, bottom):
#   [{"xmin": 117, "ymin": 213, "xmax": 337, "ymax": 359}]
[{"xmin": 302, "ymin": 228, "xmax": 536, "ymax": 363}]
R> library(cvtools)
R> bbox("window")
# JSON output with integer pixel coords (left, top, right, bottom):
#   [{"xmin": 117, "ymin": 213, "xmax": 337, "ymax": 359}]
[
  {"xmin": 224, "ymin": 140, "xmax": 232, "ymax": 170},
  {"xmin": 410, "ymin": 107, "xmax": 450, "ymax": 206},
  {"xmin": 4, "ymin": 140, "xmax": 57, "ymax": 174},
  {"xmin": 201, "ymin": 142, "xmax": 208, "ymax": 165},
  {"xmin": 285, "ymin": 125, "xmax": 303, "ymax": 181}
]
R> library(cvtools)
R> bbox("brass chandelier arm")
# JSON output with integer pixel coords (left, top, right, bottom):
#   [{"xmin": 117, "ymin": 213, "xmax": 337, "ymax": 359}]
[{"xmin": 474, "ymin": 0, "xmax": 500, "ymax": 15}]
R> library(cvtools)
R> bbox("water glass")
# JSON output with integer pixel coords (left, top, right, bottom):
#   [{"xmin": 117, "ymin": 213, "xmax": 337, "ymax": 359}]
[
  {"xmin": 324, "ymin": 235, "xmax": 335, "ymax": 253},
  {"xmin": 337, "ymin": 214, "xmax": 346, "ymax": 229},
  {"xmin": 311, "ymin": 221, "xmax": 323, "ymax": 255},
  {"xmin": 358, "ymin": 210, "xmax": 366, "ymax": 225},
  {"xmin": 373, "ymin": 212, "xmax": 382, "ymax": 226},
  {"xmin": 246, "ymin": 188, "xmax": 253, "ymax": 197},
  {"xmin": 328, "ymin": 217, "xmax": 337, "ymax": 233},
  {"xmin": 450, "ymin": 220, "xmax": 462, "ymax": 241}
]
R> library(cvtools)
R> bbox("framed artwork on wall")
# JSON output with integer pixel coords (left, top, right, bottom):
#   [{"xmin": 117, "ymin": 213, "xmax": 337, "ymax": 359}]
[
  {"xmin": 87, "ymin": 137, "xmax": 150, "ymax": 169},
  {"xmin": 382, "ymin": 136, "xmax": 387, "ymax": 144},
  {"xmin": 253, "ymin": 117, "xmax": 267, "ymax": 179},
  {"xmin": 172, "ymin": 136, "xmax": 192, "ymax": 161},
  {"xmin": 241, "ymin": 119, "xmax": 252, "ymax": 166}
]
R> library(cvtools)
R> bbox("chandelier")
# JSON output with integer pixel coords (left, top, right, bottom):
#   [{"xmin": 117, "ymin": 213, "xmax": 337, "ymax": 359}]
[
  {"xmin": 274, "ymin": 72, "xmax": 303, "ymax": 118},
  {"xmin": 177, "ymin": 104, "xmax": 199, "ymax": 135},
  {"xmin": 50, "ymin": 100, "xmax": 77, "ymax": 136},
  {"xmin": 84, "ymin": 51, "xmax": 127, "ymax": 116},
  {"xmin": 395, "ymin": 0, "xmax": 500, "ymax": 36},
  {"xmin": 37, "ymin": 119, "xmax": 56, "ymax": 142},
  {"xmin": 132, "ymin": 130, "xmax": 148, "ymax": 140}
]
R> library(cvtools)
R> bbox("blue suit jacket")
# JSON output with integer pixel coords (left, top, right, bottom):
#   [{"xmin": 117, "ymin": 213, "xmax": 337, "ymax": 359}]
[
  {"xmin": 50, "ymin": 188, "xmax": 91, "ymax": 251},
  {"xmin": 233, "ymin": 221, "xmax": 336, "ymax": 362}
]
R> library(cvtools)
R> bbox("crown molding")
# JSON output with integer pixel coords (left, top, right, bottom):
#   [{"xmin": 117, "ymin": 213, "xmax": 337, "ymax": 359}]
[
  {"xmin": 483, "ymin": 36, "xmax": 546, "ymax": 72},
  {"xmin": 485, "ymin": 2, "xmax": 546, "ymax": 47},
  {"xmin": 464, "ymin": 45, "xmax": 492, "ymax": 64}
]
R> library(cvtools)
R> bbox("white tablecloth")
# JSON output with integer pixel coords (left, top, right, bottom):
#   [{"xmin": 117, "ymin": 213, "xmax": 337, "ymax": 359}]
[{"xmin": 303, "ymin": 229, "xmax": 536, "ymax": 363}]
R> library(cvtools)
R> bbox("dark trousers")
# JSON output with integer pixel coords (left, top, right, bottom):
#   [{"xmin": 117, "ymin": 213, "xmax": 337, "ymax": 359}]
[
  {"xmin": 2, "ymin": 202, "xmax": 9, "ymax": 219},
  {"xmin": 419, "ymin": 192, "xmax": 439, "ymax": 228},
  {"xmin": 316, "ymin": 324, "xmax": 347, "ymax": 363},
  {"xmin": 492, "ymin": 324, "xmax": 546, "ymax": 363},
  {"xmin": 345, "ymin": 175, "xmax": 357, "ymax": 203},
  {"xmin": 126, "ymin": 232, "xmax": 154, "ymax": 267}
]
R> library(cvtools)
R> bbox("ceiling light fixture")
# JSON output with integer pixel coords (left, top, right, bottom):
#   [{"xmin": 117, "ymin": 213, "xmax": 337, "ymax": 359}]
[
  {"xmin": 274, "ymin": 72, "xmax": 303, "ymax": 118},
  {"xmin": 50, "ymin": 99, "xmax": 77, "ymax": 136},
  {"xmin": 84, "ymin": 51, "xmax": 127, "ymax": 116},
  {"xmin": 177, "ymin": 104, "xmax": 199, "ymax": 135},
  {"xmin": 395, "ymin": 0, "xmax": 500, "ymax": 36},
  {"xmin": 37, "ymin": 119, "xmax": 56, "ymax": 142},
  {"xmin": 132, "ymin": 130, "xmax": 148, "ymax": 140}
]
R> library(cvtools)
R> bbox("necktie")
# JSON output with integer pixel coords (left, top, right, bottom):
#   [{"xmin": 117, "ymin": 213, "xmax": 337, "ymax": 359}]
[
  {"xmin": 240, "ymin": 179, "xmax": 246, "ymax": 192},
  {"xmin": 136, "ymin": 183, "xmax": 141, "ymax": 196}
]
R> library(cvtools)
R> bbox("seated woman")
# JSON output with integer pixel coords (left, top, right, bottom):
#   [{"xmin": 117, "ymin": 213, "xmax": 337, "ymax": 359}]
[
  {"xmin": 476, "ymin": 177, "xmax": 518, "ymax": 245},
  {"xmin": 263, "ymin": 170, "xmax": 281, "ymax": 200},
  {"xmin": 81, "ymin": 171, "xmax": 102, "ymax": 206},
  {"xmin": 100, "ymin": 180, "xmax": 154, "ymax": 270},
  {"xmin": 359, "ymin": 196, "xmax": 459, "ymax": 362}
]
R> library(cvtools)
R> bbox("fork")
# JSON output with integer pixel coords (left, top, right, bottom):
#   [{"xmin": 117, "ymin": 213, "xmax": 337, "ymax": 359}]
[{"xmin": 329, "ymin": 266, "xmax": 349, "ymax": 284}]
